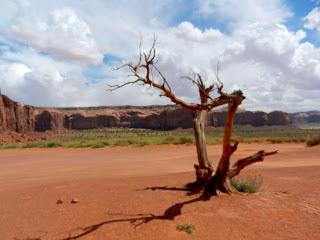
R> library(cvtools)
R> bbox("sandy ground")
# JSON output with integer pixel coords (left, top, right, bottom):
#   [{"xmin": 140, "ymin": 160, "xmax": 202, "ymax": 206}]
[{"xmin": 0, "ymin": 143, "xmax": 319, "ymax": 240}]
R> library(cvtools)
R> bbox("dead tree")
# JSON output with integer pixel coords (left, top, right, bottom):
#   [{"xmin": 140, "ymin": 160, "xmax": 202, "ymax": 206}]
[{"xmin": 109, "ymin": 40, "xmax": 277, "ymax": 195}]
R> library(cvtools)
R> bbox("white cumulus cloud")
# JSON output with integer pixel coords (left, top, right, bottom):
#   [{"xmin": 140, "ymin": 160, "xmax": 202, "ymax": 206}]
[
  {"xmin": 194, "ymin": 0, "xmax": 292, "ymax": 27},
  {"xmin": 175, "ymin": 21, "xmax": 222, "ymax": 42},
  {"xmin": 304, "ymin": 7, "xmax": 320, "ymax": 31},
  {"xmin": 0, "ymin": 0, "xmax": 319, "ymax": 112},
  {"xmin": 10, "ymin": 7, "xmax": 103, "ymax": 64}
]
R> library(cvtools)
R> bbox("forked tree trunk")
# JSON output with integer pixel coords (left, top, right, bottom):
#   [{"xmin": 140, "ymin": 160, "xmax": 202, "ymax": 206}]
[
  {"xmin": 211, "ymin": 101, "xmax": 239, "ymax": 193},
  {"xmin": 203, "ymin": 100, "xmax": 241, "ymax": 194},
  {"xmin": 204, "ymin": 96, "xmax": 278, "ymax": 196},
  {"xmin": 192, "ymin": 110, "xmax": 213, "ymax": 185}
]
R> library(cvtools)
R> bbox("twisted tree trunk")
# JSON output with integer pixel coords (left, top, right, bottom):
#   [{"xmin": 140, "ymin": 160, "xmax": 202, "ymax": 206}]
[{"xmin": 192, "ymin": 110, "xmax": 213, "ymax": 185}]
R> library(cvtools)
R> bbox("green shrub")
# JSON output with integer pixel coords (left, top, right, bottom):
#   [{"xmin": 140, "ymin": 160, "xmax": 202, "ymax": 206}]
[
  {"xmin": 90, "ymin": 141, "xmax": 109, "ymax": 148},
  {"xmin": 230, "ymin": 176, "xmax": 263, "ymax": 193},
  {"xmin": 21, "ymin": 142, "xmax": 48, "ymax": 148},
  {"xmin": 160, "ymin": 136, "xmax": 176, "ymax": 144},
  {"xmin": 176, "ymin": 224, "xmax": 195, "ymax": 234},
  {"xmin": 46, "ymin": 142, "xmax": 62, "ymax": 148},
  {"xmin": 206, "ymin": 138, "xmax": 220, "ymax": 145},
  {"xmin": 0, "ymin": 143, "xmax": 19, "ymax": 149},
  {"xmin": 306, "ymin": 135, "xmax": 320, "ymax": 147},
  {"xmin": 132, "ymin": 141, "xmax": 150, "ymax": 147},
  {"xmin": 113, "ymin": 139, "xmax": 133, "ymax": 146},
  {"xmin": 65, "ymin": 140, "xmax": 109, "ymax": 148},
  {"xmin": 174, "ymin": 136, "xmax": 193, "ymax": 145},
  {"xmin": 267, "ymin": 138, "xmax": 285, "ymax": 144},
  {"xmin": 66, "ymin": 141, "xmax": 91, "ymax": 148}
]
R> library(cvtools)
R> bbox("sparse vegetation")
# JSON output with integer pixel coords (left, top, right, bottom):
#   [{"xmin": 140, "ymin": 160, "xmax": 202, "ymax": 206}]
[
  {"xmin": 0, "ymin": 126, "xmax": 319, "ymax": 149},
  {"xmin": 113, "ymin": 139, "xmax": 134, "ymax": 146},
  {"xmin": 21, "ymin": 141, "xmax": 63, "ymax": 148},
  {"xmin": 230, "ymin": 176, "xmax": 263, "ymax": 193},
  {"xmin": 174, "ymin": 136, "xmax": 193, "ymax": 145},
  {"xmin": 176, "ymin": 224, "xmax": 195, "ymax": 234},
  {"xmin": 306, "ymin": 135, "xmax": 320, "ymax": 147}
]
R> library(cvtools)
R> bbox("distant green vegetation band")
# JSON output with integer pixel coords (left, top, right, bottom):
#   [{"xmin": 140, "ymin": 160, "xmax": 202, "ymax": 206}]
[{"xmin": 0, "ymin": 126, "xmax": 320, "ymax": 149}]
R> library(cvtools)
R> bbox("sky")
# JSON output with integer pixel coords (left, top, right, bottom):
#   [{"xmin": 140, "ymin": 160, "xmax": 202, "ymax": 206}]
[{"xmin": 0, "ymin": 0, "xmax": 319, "ymax": 112}]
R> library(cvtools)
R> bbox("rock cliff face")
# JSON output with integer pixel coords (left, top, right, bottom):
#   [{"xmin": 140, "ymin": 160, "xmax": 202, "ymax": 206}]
[
  {"xmin": 55, "ymin": 107, "xmax": 194, "ymax": 130},
  {"xmin": 1, "ymin": 94, "xmax": 319, "ymax": 133},
  {"xmin": 0, "ymin": 95, "xmax": 35, "ymax": 132},
  {"xmin": 129, "ymin": 108, "xmax": 194, "ymax": 130},
  {"xmin": 68, "ymin": 114, "xmax": 118, "ymax": 129},
  {"xmin": 209, "ymin": 110, "xmax": 288, "ymax": 127},
  {"xmin": 34, "ymin": 107, "xmax": 291, "ymax": 131},
  {"xmin": 235, "ymin": 111, "xmax": 267, "ymax": 126},
  {"xmin": 35, "ymin": 110, "xmax": 68, "ymax": 132},
  {"xmin": 307, "ymin": 113, "xmax": 320, "ymax": 123},
  {"xmin": 289, "ymin": 111, "xmax": 320, "ymax": 124},
  {"xmin": 267, "ymin": 111, "xmax": 290, "ymax": 125}
]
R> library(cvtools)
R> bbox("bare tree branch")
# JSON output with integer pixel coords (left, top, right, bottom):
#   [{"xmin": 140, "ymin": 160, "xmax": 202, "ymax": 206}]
[
  {"xmin": 228, "ymin": 150, "xmax": 279, "ymax": 179},
  {"xmin": 110, "ymin": 39, "xmax": 246, "ymax": 111},
  {"xmin": 108, "ymin": 79, "xmax": 143, "ymax": 91}
]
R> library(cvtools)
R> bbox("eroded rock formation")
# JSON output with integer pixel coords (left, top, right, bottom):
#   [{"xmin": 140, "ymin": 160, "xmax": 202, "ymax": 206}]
[
  {"xmin": 0, "ymin": 95, "xmax": 35, "ymax": 133},
  {"xmin": 0, "ymin": 94, "xmax": 318, "ymax": 133},
  {"xmin": 267, "ymin": 111, "xmax": 290, "ymax": 126},
  {"xmin": 35, "ymin": 110, "xmax": 69, "ymax": 132}
]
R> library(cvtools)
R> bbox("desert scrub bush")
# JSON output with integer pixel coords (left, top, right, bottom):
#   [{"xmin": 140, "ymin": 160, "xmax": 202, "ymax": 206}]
[
  {"xmin": 65, "ymin": 140, "xmax": 109, "ymax": 148},
  {"xmin": 90, "ymin": 141, "xmax": 110, "ymax": 148},
  {"xmin": 306, "ymin": 135, "xmax": 320, "ymax": 147},
  {"xmin": 132, "ymin": 141, "xmax": 150, "ymax": 147},
  {"xmin": 0, "ymin": 142, "xmax": 62, "ymax": 149},
  {"xmin": 160, "ymin": 136, "xmax": 176, "ymax": 144},
  {"xmin": 0, "ymin": 143, "xmax": 19, "ymax": 149},
  {"xmin": 21, "ymin": 142, "xmax": 61, "ymax": 148},
  {"xmin": 45, "ymin": 142, "xmax": 63, "ymax": 148},
  {"xmin": 174, "ymin": 136, "xmax": 193, "ymax": 145},
  {"xmin": 21, "ymin": 142, "xmax": 42, "ymax": 148},
  {"xmin": 176, "ymin": 224, "xmax": 195, "ymax": 234},
  {"xmin": 267, "ymin": 138, "xmax": 285, "ymax": 144},
  {"xmin": 65, "ymin": 141, "xmax": 92, "ymax": 148},
  {"xmin": 267, "ymin": 138, "xmax": 305, "ymax": 144},
  {"xmin": 230, "ymin": 176, "xmax": 263, "ymax": 193},
  {"xmin": 112, "ymin": 139, "xmax": 134, "ymax": 146}
]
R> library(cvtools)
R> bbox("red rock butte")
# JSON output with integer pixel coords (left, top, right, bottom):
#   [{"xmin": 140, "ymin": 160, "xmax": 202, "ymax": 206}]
[{"xmin": 0, "ymin": 94, "xmax": 319, "ymax": 133}]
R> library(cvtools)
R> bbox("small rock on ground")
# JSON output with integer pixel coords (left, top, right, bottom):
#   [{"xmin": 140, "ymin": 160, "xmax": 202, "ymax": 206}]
[{"xmin": 71, "ymin": 198, "xmax": 80, "ymax": 203}]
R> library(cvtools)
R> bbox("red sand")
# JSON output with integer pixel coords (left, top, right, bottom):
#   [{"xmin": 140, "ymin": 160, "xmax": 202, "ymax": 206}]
[{"xmin": 0, "ymin": 144, "xmax": 319, "ymax": 239}]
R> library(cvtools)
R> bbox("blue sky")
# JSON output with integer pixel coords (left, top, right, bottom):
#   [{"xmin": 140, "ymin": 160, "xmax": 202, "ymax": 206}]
[
  {"xmin": 286, "ymin": 0, "xmax": 319, "ymax": 44},
  {"xmin": 0, "ymin": 0, "xmax": 319, "ymax": 112}
]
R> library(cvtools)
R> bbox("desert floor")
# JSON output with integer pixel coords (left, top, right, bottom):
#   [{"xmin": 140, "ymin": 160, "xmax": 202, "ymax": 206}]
[{"xmin": 0, "ymin": 143, "xmax": 319, "ymax": 240}]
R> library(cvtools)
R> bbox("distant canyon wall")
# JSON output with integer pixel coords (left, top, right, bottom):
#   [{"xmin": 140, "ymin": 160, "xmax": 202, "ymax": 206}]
[
  {"xmin": 0, "ymin": 95, "xmax": 35, "ymax": 133},
  {"xmin": 0, "ymin": 94, "xmax": 319, "ymax": 133},
  {"xmin": 34, "ymin": 107, "xmax": 293, "ymax": 131}
]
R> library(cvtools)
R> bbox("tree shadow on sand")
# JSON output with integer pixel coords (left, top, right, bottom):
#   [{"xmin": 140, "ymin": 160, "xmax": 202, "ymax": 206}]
[
  {"xmin": 142, "ymin": 180, "xmax": 206, "ymax": 196},
  {"xmin": 61, "ymin": 195, "xmax": 207, "ymax": 240},
  {"xmin": 143, "ymin": 186, "xmax": 203, "ymax": 196}
]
